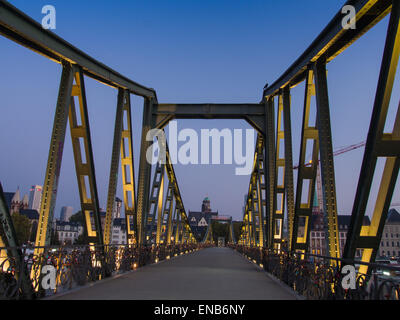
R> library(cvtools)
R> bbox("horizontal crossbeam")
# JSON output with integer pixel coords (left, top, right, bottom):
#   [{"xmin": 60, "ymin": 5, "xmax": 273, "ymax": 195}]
[{"xmin": 154, "ymin": 103, "xmax": 265, "ymax": 133}]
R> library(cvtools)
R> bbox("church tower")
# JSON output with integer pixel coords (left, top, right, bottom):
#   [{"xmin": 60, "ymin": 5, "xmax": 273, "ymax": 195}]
[{"xmin": 201, "ymin": 197, "xmax": 211, "ymax": 213}]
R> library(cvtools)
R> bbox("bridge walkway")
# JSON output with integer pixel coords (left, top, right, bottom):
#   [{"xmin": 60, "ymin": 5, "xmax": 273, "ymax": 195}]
[{"xmin": 51, "ymin": 247, "xmax": 298, "ymax": 300}]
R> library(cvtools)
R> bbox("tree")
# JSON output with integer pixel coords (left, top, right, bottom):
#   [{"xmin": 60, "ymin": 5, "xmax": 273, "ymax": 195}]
[
  {"xmin": 50, "ymin": 228, "xmax": 60, "ymax": 245},
  {"xmin": 232, "ymin": 221, "xmax": 243, "ymax": 242},
  {"xmin": 29, "ymin": 221, "xmax": 38, "ymax": 243},
  {"xmin": 69, "ymin": 210, "xmax": 84, "ymax": 224},
  {"xmin": 211, "ymin": 221, "xmax": 229, "ymax": 243},
  {"xmin": 11, "ymin": 212, "xmax": 32, "ymax": 245},
  {"xmin": 74, "ymin": 233, "xmax": 88, "ymax": 245}
]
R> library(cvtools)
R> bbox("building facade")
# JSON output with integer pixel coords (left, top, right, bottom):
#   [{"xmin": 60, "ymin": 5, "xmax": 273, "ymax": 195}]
[
  {"xmin": 55, "ymin": 221, "xmax": 84, "ymax": 244},
  {"xmin": 309, "ymin": 213, "xmax": 370, "ymax": 258},
  {"xmin": 60, "ymin": 206, "xmax": 73, "ymax": 222},
  {"xmin": 4, "ymin": 189, "xmax": 28, "ymax": 213},
  {"xmin": 113, "ymin": 197, "xmax": 122, "ymax": 219},
  {"xmin": 188, "ymin": 197, "xmax": 219, "ymax": 241},
  {"xmin": 28, "ymin": 185, "xmax": 42, "ymax": 211},
  {"xmin": 378, "ymin": 209, "xmax": 400, "ymax": 258},
  {"xmin": 110, "ymin": 218, "xmax": 127, "ymax": 245}
]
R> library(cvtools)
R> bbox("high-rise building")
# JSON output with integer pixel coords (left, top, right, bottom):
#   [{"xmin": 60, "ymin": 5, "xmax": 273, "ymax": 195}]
[
  {"xmin": 60, "ymin": 206, "xmax": 73, "ymax": 222},
  {"xmin": 28, "ymin": 185, "xmax": 42, "ymax": 211},
  {"xmin": 113, "ymin": 197, "xmax": 122, "ymax": 219}
]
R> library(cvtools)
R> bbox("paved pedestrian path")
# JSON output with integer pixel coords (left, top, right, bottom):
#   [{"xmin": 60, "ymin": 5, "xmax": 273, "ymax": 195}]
[{"xmin": 52, "ymin": 247, "xmax": 298, "ymax": 300}]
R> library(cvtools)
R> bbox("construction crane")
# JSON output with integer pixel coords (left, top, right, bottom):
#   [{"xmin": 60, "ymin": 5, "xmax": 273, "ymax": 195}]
[
  {"xmin": 294, "ymin": 141, "xmax": 366, "ymax": 211},
  {"xmin": 292, "ymin": 141, "xmax": 400, "ymax": 212}
]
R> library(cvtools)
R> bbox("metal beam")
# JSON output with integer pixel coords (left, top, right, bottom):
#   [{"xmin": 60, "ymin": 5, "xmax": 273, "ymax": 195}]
[
  {"xmin": 255, "ymin": 140, "xmax": 266, "ymax": 248},
  {"xmin": 165, "ymin": 184, "xmax": 175, "ymax": 245},
  {"xmin": 148, "ymin": 162, "xmax": 165, "ymax": 244},
  {"xmin": 0, "ymin": 1, "xmax": 155, "ymax": 98},
  {"xmin": 314, "ymin": 59, "xmax": 340, "ymax": 261},
  {"xmin": 69, "ymin": 67, "xmax": 104, "ymax": 246},
  {"xmin": 136, "ymin": 98, "xmax": 156, "ymax": 245},
  {"xmin": 264, "ymin": 97, "xmax": 276, "ymax": 248},
  {"xmin": 35, "ymin": 62, "xmax": 74, "ymax": 249},
  {"xmin": 344, "ymin": 0, "xmax": 400, "ymax": 275},
  {"xmin": 282, "ymin": 87, "xmax": 295, "ymax": 250},
  {"xmin": 272, "ymin": 93, "xmax": 285, "ymax": 251},
  {"xmin": 263, "ymin": 0, "xmax": 392, "ymax": 99},
  {"xmin": 104, "ymin": 89, "xmax": 126, "ymax": 245},
  {"xmin": 154, "ymin": 103, "xmax": 265, "ymax": 133},
  {"xmin": 120, "ymin": 93, "xmax": 137, "ymax": 245},
  {"xmin": 291, "ymin": 68, "xmax": 319, "ymax": 254}
]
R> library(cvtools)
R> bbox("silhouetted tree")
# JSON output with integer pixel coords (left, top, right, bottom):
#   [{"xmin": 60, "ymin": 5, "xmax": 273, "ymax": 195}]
[{"xmin": 11, "ymin": 212, "xmax": 32, "ymax": 244}]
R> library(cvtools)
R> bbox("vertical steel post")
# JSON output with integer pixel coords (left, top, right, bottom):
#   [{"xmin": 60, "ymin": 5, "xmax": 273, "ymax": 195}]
[
  {"xmin": 273, "ymin": 93, "xmax": 285, "ymax": 252},
  {"xmin": 344, "ymin": 1, "xmax": 400, "ymax": 274},
  {"xmin": 35, "ymin": 62, "xmax": 75, "ymax": 250},
  {"xmin": 264, "ymin": 97, "xmax": 276, "ymax": 249},
  {"xmin": 291, "ymin": 69, "xmax": 319, "ymax": 255},
  {"xmin": 282, "ymin": 87, "xmax": 295, "ymax": 251},
  {"xmin": 120, "ymin": 92, "xmax": 137, "ymax": 245},
  {"xmin": 69, "ymin": 67, "xmax": 103, "ymax": 246},
  {"xmin": 164, "ymin": 183, "xmax": 175, "ymax": 245},
  {"xmin": 314, "ymin": 59, "xmax": 340, "ymax": 260},
  {"xmin": 256, "ymin": 143, "xmax": 267, "ymax": 248},
  {"xmin": 154, "ymin": 166, "xmax": 166, "ymax": 244},
  {"xmin": 175, "ymin": 208, "xmax": 181, "ymax": 244},
  {"xmin": 147, "ymin": 162, "xmax": 165, "ymax": 244},
  {"xmin": 104, "ymin": 89, "xmax": 126, "ymax": 245},
  {"xmin": 136, "ymin": 98, "xmax": 155, "ymax": 245}
]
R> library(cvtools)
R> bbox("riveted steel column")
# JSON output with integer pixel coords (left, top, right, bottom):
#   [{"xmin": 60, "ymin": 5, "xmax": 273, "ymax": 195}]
[
  {"xmin": 264, "ymin": 97, "xmax": 276, "ymax": 248},
  {"xmin": 344, "ymin": 1, "xmax": 400, "ymax": 275},
  {"xmin": 120, "ymin": 93, "xmax": 137, "ymax": 245},
  {"xmin": 314, "ymin": 59, "xmax": 340, "ymax": 260},
  {"xmin": 292, "ymin": 69, "xmax": 319, "ymax": 255},
  {"xmin": 282, "ymin": 86, "xmax": 295, "ymax": 251},
  {"xmin": 175, "ymin": 208, "xmax": 181, "ymax": 244},
  {"xmin": 69, "ymin": 67, "xmax": 103, "ymax": 246},
  {"xmin": 136, "ymin": 98, "xmax": 155, "ymax": 246},
  {"xmin": 164, "ymin": 182, "xmax": 175, "ymax": 245},
  {"xmin": 104, "ymin": 89, "xmax": 126, "ymax": 245},
  {"xmin": 145, "ymin": 161, "xmax": 164, "ymax": 243},
  {"xmin": 257, "ymin": 143, "xmax": 267, "ymax": 248},
  {"xmin": 35, "ymin": 62, "xmax": 75, "ymax": 250},
  {"xmin": 273, "ymin": 93, "xmax": 285, "ymax": 252},
  {"xmin": 152, "ymin": 163, "xmax": 165, "ymax": 244}
]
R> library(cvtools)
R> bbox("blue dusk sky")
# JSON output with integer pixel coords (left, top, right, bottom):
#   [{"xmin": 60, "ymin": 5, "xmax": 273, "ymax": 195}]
[{"xmin": 0, "ymin": 0, "xmax": 399, "ymax": 221}]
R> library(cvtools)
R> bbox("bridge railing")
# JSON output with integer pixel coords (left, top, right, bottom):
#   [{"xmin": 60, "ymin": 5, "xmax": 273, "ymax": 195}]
[
  {"xmin": 231, "ymin": 245, "xmax": 400, "ymax": 300},
  {"xmin": 0, "ymin": 243, "xmax": 211, "ymax": 300}
]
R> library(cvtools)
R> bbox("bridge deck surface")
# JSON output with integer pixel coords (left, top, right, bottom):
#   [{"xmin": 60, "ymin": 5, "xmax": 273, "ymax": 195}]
[{"xmin": 51, "ymin": 247, "xmax": 297, "ymax": 300}]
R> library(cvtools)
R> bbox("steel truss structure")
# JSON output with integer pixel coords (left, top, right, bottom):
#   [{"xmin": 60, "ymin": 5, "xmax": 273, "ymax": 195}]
[
  {"xmin": 0, "ymin": 0, "xmax": 399, "ymax": 292},
  {"xmin": 242, "ymin": 0, "xmax": 399, "ymax": 274},
  {"xmin": 203, "ymin": 216, "xmax": 236, "ymax": 244}
]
